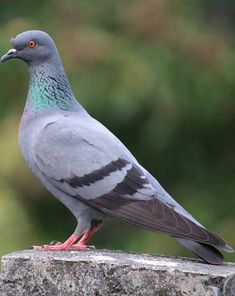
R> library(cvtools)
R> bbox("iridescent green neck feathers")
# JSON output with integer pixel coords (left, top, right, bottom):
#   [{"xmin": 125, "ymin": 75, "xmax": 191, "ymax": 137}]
[{"xmin": 25, "ymin": 63, "xmax": 81, "ymax": 113}]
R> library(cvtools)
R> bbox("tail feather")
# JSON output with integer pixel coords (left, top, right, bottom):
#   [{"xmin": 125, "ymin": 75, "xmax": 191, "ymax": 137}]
[{"xmin": 175, "ymin": 237, "xmax": 225, "ymax": 265}]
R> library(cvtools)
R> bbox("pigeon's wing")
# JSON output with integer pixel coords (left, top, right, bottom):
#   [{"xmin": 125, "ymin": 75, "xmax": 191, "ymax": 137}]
[{"xmin": 34, "ymin": 114, "xmax": 228, "ymax": 251}]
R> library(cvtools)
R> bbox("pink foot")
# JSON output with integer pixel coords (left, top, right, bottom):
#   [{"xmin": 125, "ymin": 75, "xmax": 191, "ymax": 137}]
[
  {"xmin": 32, "ymin": 233, "xmax": 79, "ymax": 251},
  {"xmin": 32, "ymin": 243, "xmax": 93, "ymax": 251},
  {"xmin": 32, "ymin": 222, "xmax": 100, "ymax": 251}
]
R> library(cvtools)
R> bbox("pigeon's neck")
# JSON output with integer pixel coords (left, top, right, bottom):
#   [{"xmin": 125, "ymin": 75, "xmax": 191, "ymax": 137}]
[{"xmin": 24, "ymin": 61, "xmax": 83, "ymax": 114}]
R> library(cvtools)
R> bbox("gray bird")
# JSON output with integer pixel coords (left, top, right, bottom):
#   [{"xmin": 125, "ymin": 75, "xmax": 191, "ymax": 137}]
[{"xmin": 1, "ymin": 30, "xmax": 233, "ymax": 264}]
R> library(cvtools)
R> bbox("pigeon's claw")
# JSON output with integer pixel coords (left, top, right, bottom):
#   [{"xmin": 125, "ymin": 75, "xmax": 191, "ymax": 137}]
[{"xmin": 32, "ymin": 245, "xmax": 44, "ymax": 250}]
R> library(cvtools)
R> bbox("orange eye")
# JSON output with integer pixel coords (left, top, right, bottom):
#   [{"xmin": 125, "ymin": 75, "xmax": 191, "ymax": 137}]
[{"xmin": 28, "ymin": 40, "xmax": 37, "ymax": 48}]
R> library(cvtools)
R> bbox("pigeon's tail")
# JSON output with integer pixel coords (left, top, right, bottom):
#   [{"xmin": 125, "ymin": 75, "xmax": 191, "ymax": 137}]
[{"xmin": 174, "ymin": 237, "xmax": 233, "ymax": 265}]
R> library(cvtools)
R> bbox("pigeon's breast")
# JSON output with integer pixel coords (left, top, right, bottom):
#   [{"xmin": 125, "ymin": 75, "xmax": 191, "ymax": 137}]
[{"xmin": 18, "ymin": 112, "xmax": 61, "ymax": 174}]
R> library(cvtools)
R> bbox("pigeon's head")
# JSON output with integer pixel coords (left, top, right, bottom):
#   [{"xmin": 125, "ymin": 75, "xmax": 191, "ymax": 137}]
[{"xmin": 1, "ymin": 30, "xmax": 59, "ymax": 65}]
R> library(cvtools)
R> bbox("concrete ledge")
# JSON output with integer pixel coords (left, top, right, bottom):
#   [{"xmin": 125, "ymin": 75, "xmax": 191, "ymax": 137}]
[{"xmin": 0, "ymin": 250, "xmax": 235, "ymax": 296}]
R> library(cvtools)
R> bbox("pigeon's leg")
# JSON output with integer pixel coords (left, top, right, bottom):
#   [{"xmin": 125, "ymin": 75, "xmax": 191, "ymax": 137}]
[
  {"xmin": 72, "ymin": 221, "xmax": 102, "ymax": 250},
  {"xmin": 71, "ymin": 219, "xmax": 102, "ymax": 250}
]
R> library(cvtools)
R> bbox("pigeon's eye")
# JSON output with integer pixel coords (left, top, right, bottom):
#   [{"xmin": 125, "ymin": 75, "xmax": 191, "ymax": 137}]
[{"xmin": 27, "ymin": 40, "xmax": 37, "ymax": 48}]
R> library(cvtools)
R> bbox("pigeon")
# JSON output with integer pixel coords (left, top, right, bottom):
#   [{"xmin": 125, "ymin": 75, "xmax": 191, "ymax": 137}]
[{"xmin": 1, "ymin": 30, "xmax": 233, "ymax": 264}]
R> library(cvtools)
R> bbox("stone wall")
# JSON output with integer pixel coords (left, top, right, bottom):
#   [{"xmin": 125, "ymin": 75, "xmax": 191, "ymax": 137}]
[{"xmin": 0, "ymin": 250, "xmax": 235, "ymax": 295}]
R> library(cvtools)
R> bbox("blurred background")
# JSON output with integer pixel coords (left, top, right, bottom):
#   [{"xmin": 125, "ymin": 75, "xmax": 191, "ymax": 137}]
[{"xmin": 0, "ymin": 0, "xmax": 235, "ymax": 262}]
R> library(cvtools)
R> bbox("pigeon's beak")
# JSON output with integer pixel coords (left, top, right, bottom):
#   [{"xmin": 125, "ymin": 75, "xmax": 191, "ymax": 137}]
[{"xmin": 1, "ymin": 48, "xmax": 17, "ymax": 63}]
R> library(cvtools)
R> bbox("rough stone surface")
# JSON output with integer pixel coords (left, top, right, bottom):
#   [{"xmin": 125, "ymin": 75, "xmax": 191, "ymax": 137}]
[{"xmin": 0, "ymin": 249, "xmax": 235, "ymax": 296}]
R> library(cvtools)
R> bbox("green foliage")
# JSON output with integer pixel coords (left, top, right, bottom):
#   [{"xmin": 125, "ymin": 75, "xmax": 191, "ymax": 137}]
[{"xmin": 0, "ymin": 0, "xmax": 235, "ymax": 261}]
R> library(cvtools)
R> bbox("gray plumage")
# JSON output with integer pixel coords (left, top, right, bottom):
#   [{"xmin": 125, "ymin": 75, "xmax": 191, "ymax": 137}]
[{"xmin": 1, "ymin": 30, "xmax": 233, "ymax": 264}]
